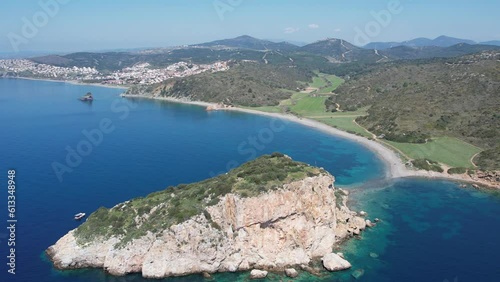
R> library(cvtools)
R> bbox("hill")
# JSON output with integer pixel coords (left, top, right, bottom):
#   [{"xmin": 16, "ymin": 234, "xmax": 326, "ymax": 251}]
[
  {"xmin": 325, "ymin": 51, "xmax": 500, "ymax": 169},
  {"xmin": 126, "ymin": 62, "xmax": 311, "ymax": 107},
  {"xmin": 299, "ymin": 38, "xmax": 384, "ymax": 63},
  {"xmin": 365, "ymin": 35, "xmax": 477, "ymax": 49},
  {"xmin": 297, "ymin": 38, "xmax": 499, "ymax": 64},
  {"xmin": 481, "ymin": 40, "xmax": 500, "ymax": 46},
  {"xmin": 27, "ymin": 36, "xmax": 500, "ymax": 72},
  {"xmin": 193, "ymin": 35, "xmax": 299, "ymax": 52},
  {"xmin": 30, "ymin": 49, "xmax": 266, "ymax": 71},
  {"xmin": 380, "ymin": 43, "xmax": 500, "ymax": 60}
]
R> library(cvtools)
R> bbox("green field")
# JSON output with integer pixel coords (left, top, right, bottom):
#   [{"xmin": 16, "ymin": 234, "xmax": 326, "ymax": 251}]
[
  {"xmin": 240, "ymin": 105, "xmax": 282, "ymax": 113},
  {"xmin": 308, "ymin": 73, "xmax": 345, "ymax": 93},
  {"xmin": 320, "ymin": 75, "xmax": 344, "ymax": 93},
  {"xmin": 310, "ymin": 76, "xmax": 328, "ymax": 88},
  {"xmin": 315, "ymin": 117, "xmax": 373, "ymax": 138},
  {"xmin": 288, "ymin": 74, "xmax": 347, "ymax": 116},
  {"xmin": 384, "ymin": 137, "xmax": 482, "ymax": 168},
  {"xmin": 307, "ymin": 106, "xmax": 370, "ymax": 117},
  {"xmin": 290, "ymin": 96, "xmax": 328, "ymax": 116}
]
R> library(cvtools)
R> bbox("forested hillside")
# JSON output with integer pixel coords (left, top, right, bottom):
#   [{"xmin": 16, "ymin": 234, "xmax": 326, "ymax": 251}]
[
  {"xmin": 325, "ymin": 51, "xmax": 500, "ymax": 169},
  {"xmin": 128, "ymin": 62, "xmax": 311, "ymax": 106}
]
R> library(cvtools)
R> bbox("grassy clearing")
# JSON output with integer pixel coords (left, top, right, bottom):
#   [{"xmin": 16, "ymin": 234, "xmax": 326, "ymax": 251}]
[
  {"xmin": 241, "ymin": 73, "xmax": 371, "ymax": 140},
  {"xmin": 310, "ymin": 76, "xmax": 327, "ymax": 88},
  {"xmin": 291, "ymin": 96, "xmax": 328, "ymax": 116},
  {"xmin": 242, "ymin": 73, "xmax": 373, "ymax": 140},
  {"xmin": 384, "ymin": 137, "xmax": 482, "ymax": 168},
  {"xmin": 242, "ymin": 73, "xmax": 347, "ymax": 117},
  {"xmin": 308, "ymin": 73, "xmax": 344, "ymax": 94},
  {"xmin": 315, "ymin": 117, "xmax": 373, "ymax": 138},
  {"xmin": 240, "ymin": 105, "xmax": 282, "ymax": 113},
  {"xmin": 306, "ymin": 106, "xmax": 370, "ymax": 118},
  {"xmin": 320, "ymin": 75, "xmax": 344, "ymax": 93}
]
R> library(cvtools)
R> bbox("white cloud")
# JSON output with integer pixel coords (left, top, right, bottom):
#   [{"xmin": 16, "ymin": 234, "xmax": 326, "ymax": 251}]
[
  {"xmin": 334, "ymin": 28, "xmax": 342, "ymax": 32},
  {"xmin": 308, "ymin": 24, "xmax": 320, "ymax": 29},
  {"xmin": 284, "ymin": 27, "xmax": 300, "ymax": 34}
]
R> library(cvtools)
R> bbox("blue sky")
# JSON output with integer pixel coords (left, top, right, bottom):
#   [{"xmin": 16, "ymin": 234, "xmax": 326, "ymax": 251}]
[{"xmin": 1, "ymin": 0, "xmax": 499, "ymax": 52}]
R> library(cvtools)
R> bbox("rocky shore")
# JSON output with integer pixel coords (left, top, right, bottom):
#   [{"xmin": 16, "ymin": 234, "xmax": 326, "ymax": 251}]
[{"xmin": 46, "ymin": 156, "xmax": 371, "ymax": 278}]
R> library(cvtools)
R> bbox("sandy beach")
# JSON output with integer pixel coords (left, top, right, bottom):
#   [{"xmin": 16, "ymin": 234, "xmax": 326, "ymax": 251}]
[{"xmin": 121, "ymin": 94, "xmax": 500, "ymax": 189}]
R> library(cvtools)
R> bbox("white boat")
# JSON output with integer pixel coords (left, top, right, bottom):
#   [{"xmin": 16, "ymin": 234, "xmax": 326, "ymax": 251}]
[{"xmin": 74, "ymin": 212, "xmax": 86, "ymax": 220}]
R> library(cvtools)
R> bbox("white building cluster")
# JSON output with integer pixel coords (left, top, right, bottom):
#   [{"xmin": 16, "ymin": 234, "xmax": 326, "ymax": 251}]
[
  {"xmin": 98, "ymin": 61, "xmax": 229, "ymax": 85},
  {"xmin": 0, "ymin": 59, "xmax": 230, "ymax": 85},
  {"xmin": 0, "ymin": 59, "xmax": 98, "ymax": 79}
]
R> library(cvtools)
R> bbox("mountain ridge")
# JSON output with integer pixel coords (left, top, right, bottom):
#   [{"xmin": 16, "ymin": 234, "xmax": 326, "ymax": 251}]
[
  {"xmin": 192, "ymin": 35, "xmax": 300, "ymax": 52},
  {"xmin": 364, "ymin": 35, "xmax": 487, "ymax": 49}
]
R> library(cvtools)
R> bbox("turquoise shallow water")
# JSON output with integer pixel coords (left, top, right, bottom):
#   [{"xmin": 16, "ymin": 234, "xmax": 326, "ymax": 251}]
[{"xmin": 0, "ymin": 78, "xmax": 499, "ymax": 282}]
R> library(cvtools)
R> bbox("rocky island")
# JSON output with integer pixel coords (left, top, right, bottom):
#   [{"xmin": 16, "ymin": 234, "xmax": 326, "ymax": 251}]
[{"xmin": 47, "ymin": 153, "xmax": 370, "ymax": 278}]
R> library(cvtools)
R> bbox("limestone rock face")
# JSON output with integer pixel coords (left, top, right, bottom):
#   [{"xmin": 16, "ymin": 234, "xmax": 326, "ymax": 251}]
[
  {"xmin": 47, "ymin": 174, "xmax": 366, "ymax": 278},
  {"xmin": 322, "ymin": 253, "xmax": 352, "ymax": 271}
]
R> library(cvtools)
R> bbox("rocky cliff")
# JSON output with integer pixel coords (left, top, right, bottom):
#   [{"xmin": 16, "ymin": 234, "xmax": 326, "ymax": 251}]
[{"xmin": 46, "ymin": 154, "xmax": 368, "ymax": 278}]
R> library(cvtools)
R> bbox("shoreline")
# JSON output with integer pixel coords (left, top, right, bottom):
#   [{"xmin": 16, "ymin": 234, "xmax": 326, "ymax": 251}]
[
  {"xmin": 122, "ymin": 94, "xmax": 499, "ymax": 190},
  {"xmin": 4, "ymin": 75, "xmax": 492, "ymax": 189},
  {"xmin": 1, "ymin": 76, "xmax": 129, "ymax": 90}
]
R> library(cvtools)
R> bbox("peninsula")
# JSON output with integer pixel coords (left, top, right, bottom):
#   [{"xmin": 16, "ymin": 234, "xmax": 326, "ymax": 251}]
[{"xmin": 47, "ymin": 154, "xmax": 371, "ymax": 278}]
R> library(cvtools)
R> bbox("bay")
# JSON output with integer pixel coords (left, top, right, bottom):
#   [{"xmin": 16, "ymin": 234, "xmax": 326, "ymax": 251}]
[{"xmin": 0, "ymin": 78, "xmax": 498, "ymax": 282}]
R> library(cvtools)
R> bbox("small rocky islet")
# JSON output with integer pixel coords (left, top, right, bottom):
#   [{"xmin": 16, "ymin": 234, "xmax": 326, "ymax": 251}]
[{"xmin": 46, "ymin": 153, "xmax": 373, "ymax": 279}]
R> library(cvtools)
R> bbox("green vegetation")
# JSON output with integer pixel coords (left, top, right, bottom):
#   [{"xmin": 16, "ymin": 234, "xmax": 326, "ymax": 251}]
[
  {"xmin": 326, "ymin": 52, "xmax": 499, "ymax": 169},
  {"xmin": 321, "ymin": 75, "xmax": 344, "ymax": 93},
  {"xmin": 475, "ymin": 147, "xmax": 500, "ymax": 171},
  {"xmin": 239, "ymin": 72, "xmax": 374, "ymax": 140},
  {"xmin": 448, "ymin": 167, "xmax": 468, "ymax": 174},
  {"xmin": 74, "ymin": 153, "xmax": 326, "ymax": 247},
  {"xmin": 310, "ymin": 76, "xmax": 327, "ymax": 88},
  {"xmin": 385, "ymin": 137, "xmax": 481, "ymax": 168},
  {"xmin": 30, "ymin": 35, "xmax": 500, "ymax": 72},
  {"xmin": 315, "ymin": 117, "xmax": 372, "ymax": 138},
  {"xmin": 411, "ymin": 158, "xmax": 444, "ymax": 173},
  {"xmin": 240, "ymin": 105, "xmax": 282, "ymax": 113},
  {"xmin": 128, "ymin": 63, "xmax": 312, "ymax": 107},
  {"xmin": 308, "ymin": 73, "xmax": 344, "ymax": 94},
  {"xmin": 291, "ymin": 96, "xmax": 328, "ymax": 116},
  {"xmin": 288, "ymin": 73, "xmax": 344, "ymax": 116}
]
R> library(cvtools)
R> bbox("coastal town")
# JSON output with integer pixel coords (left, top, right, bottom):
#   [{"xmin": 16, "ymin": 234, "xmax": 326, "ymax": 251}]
[{"xmin": 0, "ymin": 59, "xmax": 230, "ymax": 85}]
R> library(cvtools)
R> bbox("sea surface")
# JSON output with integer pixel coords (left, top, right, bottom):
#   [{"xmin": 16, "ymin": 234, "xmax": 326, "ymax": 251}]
[{"xmin": 0, "ymin": 78, "xmax": 499, "ymax": 282}]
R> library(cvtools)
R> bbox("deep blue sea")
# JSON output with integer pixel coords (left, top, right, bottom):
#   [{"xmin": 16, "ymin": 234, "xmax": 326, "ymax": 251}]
[{"xmin": 0, "ymin": 78, "xmax": 499, "ymax": 282}]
